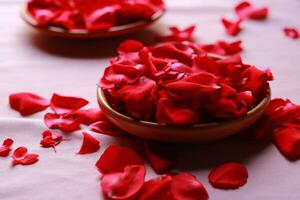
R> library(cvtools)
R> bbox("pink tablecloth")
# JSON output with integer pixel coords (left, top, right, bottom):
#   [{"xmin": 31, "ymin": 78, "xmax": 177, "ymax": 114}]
[{"xmin": 1, "ymin": 0, "xmax": 300, "ymax": 199}]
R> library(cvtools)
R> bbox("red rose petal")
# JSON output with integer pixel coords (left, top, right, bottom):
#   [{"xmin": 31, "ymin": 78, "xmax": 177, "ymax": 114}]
[
  {"xmin": 50, "ymin": 93, "xmax": 89, "ymax": 115},
  {"xmin": 273, "ymin": 125, "xmax": 300, "ymax": 161},
  {"xmin": 143, "ymin": 141, "xmax": 177, "ymax": 174},
  {"xmin": 170, "ymin": 173, "xmax": 209, "ymax": 200},
  {"xmin": 89, "ymin": 120, "xmax": 127, "ymax": 137},
  {"xmin": 283, "ymin": 27, "xmax": 299, "ymax": 39},
  {"xmin": 208, "ymin": 162, "xmax": 248, "ymax": 189},
  {"xmin": 140, "ymin": 175, "xmax": 173, "ymax": 200},
  {"xmin": 85, "ymin": 7, "xmax": 115, "ymax": 31},
  {"xmin": 44, "ymin": 112, "xmax": 81, "ymax": 133},
  {"xmin": 160, "ymin": 25, "xmax": 196, "ymax": 42},
  {"xmin": 235, "ymin": 1, "xmax": 268, "ymax": 20},
  {"xmin": 95, "ymin": 144, "xmax": 144, "ymax": 174},
  {"xmin": 0, "ymin": 138, "xmax": 14, "ymax": 157},
  {"xmin": 221, "ymin": 18, "xmax": 242, "ymax": 36},
  {"xmin": 72, "ymin": 108, "xmax": 105, "ymax": 125},
  {"xmin": 12, "ymin": 147, "xmax": 39, "ymax": 166},
  {"xmin": 77, "ymin": 132, "xmax": 100, "ymax": 154},
  {"xmin": 9, "ymin": 92, "xmax": 50, "ymax": 116},
  {"xmin": 118, "ymin": 39, "xmax": 144, "ymax": 53},
  {"xmin": 199, "ymin": 40, "xmax": 242, "ymax": 55},
  {"xmin": 40, "ymin": 130, "xmax": 63, "ymax": 151},
  {"xmin": 101, "ymin": 165, "xmax": 146, "ymax": 200}
]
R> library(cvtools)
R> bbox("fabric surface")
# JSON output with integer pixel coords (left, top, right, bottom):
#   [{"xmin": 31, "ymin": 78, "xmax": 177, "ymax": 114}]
[{"xmin": 0, "ymin": 0, "xmax": 300, "ymax": 199}]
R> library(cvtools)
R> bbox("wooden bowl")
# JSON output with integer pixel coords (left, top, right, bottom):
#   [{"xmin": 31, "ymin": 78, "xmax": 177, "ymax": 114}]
[
  {"xmin": 21, "ymin": 5, "xmax": 165, "ymax": 39},
  {"xmin": 97, "ymin": 86, "xmax": 271, "ymax": 143}
]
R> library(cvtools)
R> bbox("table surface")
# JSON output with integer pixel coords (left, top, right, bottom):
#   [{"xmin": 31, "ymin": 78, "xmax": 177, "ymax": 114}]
[{"xmin": 0, "ymin": 0, "xmax": 300, "ymax": 199}]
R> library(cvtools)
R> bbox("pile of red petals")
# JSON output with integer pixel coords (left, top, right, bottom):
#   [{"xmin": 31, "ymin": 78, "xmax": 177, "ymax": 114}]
[
  {"xmin": 96, "ymin": 144, "xmax": 209, "ymax": 200},
  {"xmin": 100, "ymin": 39, "xmax": 273, "ymax": 125},
  {"xmin": 221, "ymin": 1, "xmax": 268, "ymax": 36},
  {"xmin": 27, "ymin": 0, "xmax": 165, "ymax": 31}
]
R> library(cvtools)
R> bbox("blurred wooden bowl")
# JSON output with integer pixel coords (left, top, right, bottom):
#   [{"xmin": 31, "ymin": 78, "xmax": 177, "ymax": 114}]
[
  {"xmin": 97, "ymin": 86, "xmax": 271, "ymax": 143},
  {"xmin": 21, "ymin": 5, "xmax": 165, "ymax": 39}
]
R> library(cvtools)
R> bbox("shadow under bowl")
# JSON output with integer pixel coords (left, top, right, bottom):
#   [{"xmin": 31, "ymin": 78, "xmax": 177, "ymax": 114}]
[
  {"xmin": 21, "ymin": 5, "xmax": 165, "ymax": 39},
  {"xmin": 97, "ymin": 86, "xmax": 271, "ymax": 144}
]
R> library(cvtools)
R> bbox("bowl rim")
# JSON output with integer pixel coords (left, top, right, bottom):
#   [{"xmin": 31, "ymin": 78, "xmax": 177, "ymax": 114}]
[
  {"xmin": 21, "ymin": 4, "xmax": 165, "ymax": 35},
  {"xmin": 97, "ymin": 86, "xmax": 271, "ymax": 129}
]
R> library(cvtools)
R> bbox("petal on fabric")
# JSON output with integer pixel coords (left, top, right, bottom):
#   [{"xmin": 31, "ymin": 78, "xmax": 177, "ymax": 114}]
[
  {"xmin": 9, "ymin": 92, "xmax": 50, "ymax": 116},
  {"xmin": 235, "ymin": 1, "xmax": 268, "ymax": 20},
  {"xmin": 160, "ymin": 25, "xmax": 196, "ymax": 42},
  {"xmin": 12, "ymin": 147, "xmax": 39, "ymax": 166},
  {"xmin": 170, "ymin": 173, "xmax": 209, "ymax": 200},
  {"xmin": 0, "ymin": 138, "xmax": 14, "ymax": 157},
  {"xmin": 40, "ymin": 130, "xmax": 63, "ymax": 151},
  {"xmin": 77, "ymin": 132, "xmax": 100, "ymax": 154},
  {"xmin": 50, "ymin": 93, "xmax": 89, "ymax": 115},
  {"xmin": 273, "ymin": 125, "xmax": 300, "ymax": 161},
  {"xmin": 283, "ymin": 27, "xmax": 299, "ymax": 39},
  {"xmin": 72, "ymin": 108, "xmax": 105, "ymax": 125},
  {"xmin": 95, "ymin": 144, "xmax": 144, "ymax": 174},
  {"xmin": 221, "ymin": 18, "xmax": 242, "ymax": 36},
  {"xmin": 89, "ymin": 120, "xmax": 128, "ymax": 137},
  {"xmin": 208, "ymin": 162, "xmax": 248, "ymax": 189},
  {"xmin": 139, "ymin": 175, "xmax": 173, "ymax": 200},
  {"xmin": 44, "ymin": 112, "xmax": 81, "ymax": 133},
  {"xmin": 101, "ymin": 165, "xmax": 146, "ymax": 200}
]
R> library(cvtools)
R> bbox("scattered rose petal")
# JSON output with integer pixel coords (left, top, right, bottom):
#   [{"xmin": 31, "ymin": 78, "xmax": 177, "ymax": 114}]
[
  {"xmin": 139, "ymin": 175, "xmax": 173, "ymax": 200},
  {"xmin": 143, "ymin": 141, "xmax": 177, "ymax": 174},
  {"xmin": 72, "ymin": 108, "xmax": 105, "ymax": 125},
  {"xmin": 12, "ymin": 147, "xmax": 39, "ymax": 166},
  {"xmin": 160, "ymin": 25, "xmax": 196, "ymax": 42},
  {"xmin": 273, "ymin": 124, "xmax": 300, "ymax": 161},
  {"xmin": 40, "ymin": 130, "xmax": 63, "ymax": 151},
  {"xmin": 89, "ymin": 120, "xmax": 127, "ymax": 137},
  {"xmin": 95, "ymin": 144, "xmax": 144, "ymax": 174},
  {"xmin": 44, "ymin": 112, "xmax": 81, "ymax": 133},
  {"xmin": 101, "ymin": 165, "xmax": 146, "ymax": 200},
  {"xmin": 9, "ymin": 92, "xmax": 50, "ymax": 116},
  {"xmin": 283, "ymin": 27, "xmax": 299, "ymax": 39},
  {"xmin": 0, "ymin": 138, "xmax": 14, "ymax": 157},
  {"xmin": 171, "ymin": 173, "xmax": 209, "ymax": 200},
  {"xmin": 235, "ymin": 1, "xmax": 268, "ymax": 20},
  {"xmin": 50, "ymin": 93, "xmax": 89, "ymax": 115},
  {"xmin": 221, "ymin": 18, "xmax": 242, "ymax": 36},
  {"xmin": 77, "ymin": 132, "xmax": 100, "ymax": 154},
  {"xmin": 208, "ymin": 162, "xmax": 248, "ymax": 189}
]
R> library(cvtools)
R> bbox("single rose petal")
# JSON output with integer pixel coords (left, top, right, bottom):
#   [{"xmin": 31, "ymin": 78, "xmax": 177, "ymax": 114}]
[
  {"xmin": 139, "ymin": 175, "xmax": 173, "ymax": 200},
  {"xmin": 283, "ymin": 27, "xmax": 299, "ymax": 39},
  {"xmin": 235, "ymin": 1, "xmax": 268, "ymax": 20},
  {"xmin": 0, "ymin": 138, "xmax": 14, "ymax": 157},
  {"xmin": 217, "ymin": 40, "xmax": 243, "ymax": 55},
  {"xmin": 72, "ymin": 108, "xmax": 105, "ymax": 125},
  {"xmin": 89, "ymin": 120, "xmax": 127, "ymax": 137},
  {"xmin": 118, "ymin": 39, "xmax": 144, "ymax": 53},
  {"xmin": 85, "ymin": 6, "xmax": 115, "ymax": 31},
  {"xmin": 77, "ymin": 132, "xmax": 100, "ymax": 154},
  {"xmin": 170, "ymin": 173, "xmax": 209, "ymax": 200},
  {"xmin": 273, "ymin": 125, "xmax": 300, "ymax": 161},
  {"xmin": 160, "ymin": 25, "xmax": 196, "ymax": 42},
  {"xmin": 12, "ymin": 147, "xmax": 39, "ymax": 166},
  {"xmin": 44, "ymin": 112, "xmax": 81, "ymax": 133},
  {"xmin": 101, "ymin": 165, "xmax": 146, "ymax": 200},
  {"xmin": 143, "ymin": 141, "xmax": 177, "ymax": 174},
  {"xmin": 40, "ymin": 130, "xmax": 63, "ymax": 151},
  {"xmin": 221, "ymin": 18, "xmax": 242, "ymax": 36},
  {"xmin": 95, "ymin": 144, "xmax": 144, "ymax": 174},
  {"xmin": 9, "ymin": 92, "xmax": 50, "ymax": 116},
  {"xmin": 208, "ymin": 162, "xmax": 248, "ymax": 189},
  {"xmin": 50, "ymin": 93, "xmax": 89, "ymax": 115}
]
